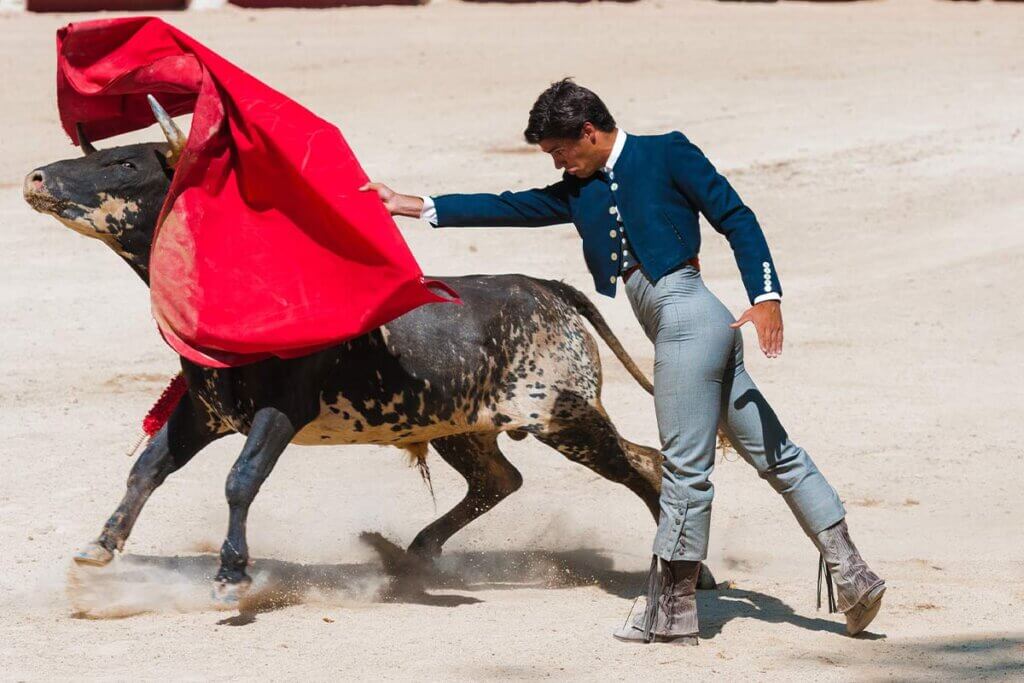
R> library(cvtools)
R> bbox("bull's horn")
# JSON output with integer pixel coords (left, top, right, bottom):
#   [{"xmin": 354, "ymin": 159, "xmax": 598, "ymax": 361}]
[
  {"xmin": 75, "ymin": 123, "xmax": 97, "ymax": 156},
  {"xmin": 147, "ymin": 94, "xmax": 186, "ymax": 166}
]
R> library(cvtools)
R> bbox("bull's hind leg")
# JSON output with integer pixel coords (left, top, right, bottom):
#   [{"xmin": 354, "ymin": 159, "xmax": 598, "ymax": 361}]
[
  {"xmin": 407, "ymin": 432, "xmax": 522, "ymax": 559},
  {"xmin": 534, "ymin": 394, "xmax": 661, "ymax": 520},
  {"xmin": 534, "ymin": 394, "xmax": 718, "ymax": 590},
  {"xmin": 75, "ymin": 397, "xmax": 225, "ymax": 566}
]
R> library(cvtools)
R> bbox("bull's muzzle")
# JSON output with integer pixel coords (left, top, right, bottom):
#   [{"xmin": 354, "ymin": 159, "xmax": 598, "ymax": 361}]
[
  {"xmin": 23, "ymin": 169, "xmax": 47, "ymax": 202},
  {"xmin": 23, "ymin": 169, "xmax": 62, "ymax": 215}
]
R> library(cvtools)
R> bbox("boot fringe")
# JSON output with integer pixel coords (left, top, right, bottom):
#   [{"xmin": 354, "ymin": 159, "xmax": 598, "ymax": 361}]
[
  {"xmin": 641, "ymin": 554, "xmax": 662, "ymax": 643},
  {"xmin": 817, "ymin": 553, "xmax": 838, "ymax": 614}
]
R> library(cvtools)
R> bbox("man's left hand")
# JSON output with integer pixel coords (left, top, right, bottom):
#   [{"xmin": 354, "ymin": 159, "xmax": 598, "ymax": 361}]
[{"xmin": 730, "ymin": 300, "xmax": 784, "ymax": 358}]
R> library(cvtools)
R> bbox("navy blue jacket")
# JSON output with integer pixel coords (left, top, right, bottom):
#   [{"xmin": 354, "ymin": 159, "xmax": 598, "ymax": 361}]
[{"xmin": 433, "ymin": 132, "xmax": 781, "ymax": 304}]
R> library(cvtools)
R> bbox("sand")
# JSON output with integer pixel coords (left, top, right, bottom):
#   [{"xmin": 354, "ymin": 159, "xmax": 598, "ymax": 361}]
[{"xmin": 1, "ymin": 0, "xmax": 1022, "ymax": 679}]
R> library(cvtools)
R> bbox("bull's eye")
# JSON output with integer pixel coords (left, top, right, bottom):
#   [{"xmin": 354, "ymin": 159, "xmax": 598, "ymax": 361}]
[{"xmin": 120, "ymin": 161, "xmax": 136, "ymax": 170}]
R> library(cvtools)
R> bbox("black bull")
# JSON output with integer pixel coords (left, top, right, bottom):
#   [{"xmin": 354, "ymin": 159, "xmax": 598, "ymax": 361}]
[{"xmin": 24, "ymin": 135, "xmax": 716, "ymax": 601}]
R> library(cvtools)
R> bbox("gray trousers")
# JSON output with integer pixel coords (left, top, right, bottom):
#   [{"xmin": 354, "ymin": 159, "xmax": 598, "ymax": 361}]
[{"xmin": 624, "ymin": 266, "xmax": 846, "ymax": 561}]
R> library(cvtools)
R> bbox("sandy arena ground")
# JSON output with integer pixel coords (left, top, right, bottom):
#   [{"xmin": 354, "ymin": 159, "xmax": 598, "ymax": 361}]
[{"xmin": 1, "ymin": 0, "xmax": 1022, "ymax": 679}]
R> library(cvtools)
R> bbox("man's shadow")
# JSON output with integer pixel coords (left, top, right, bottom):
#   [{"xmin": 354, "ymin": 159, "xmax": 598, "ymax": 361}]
[
  {"xmin": 696, "ymin": 586, "xmax": 882, "ymax": 640},
  {"xmin": 68, "ymin": 533, "xmax": 881, "ymax": 639}
]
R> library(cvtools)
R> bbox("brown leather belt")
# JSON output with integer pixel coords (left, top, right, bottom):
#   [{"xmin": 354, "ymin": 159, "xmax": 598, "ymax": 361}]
[{"xmin": 623, "ymin": 257, "xmax": 700, "ymax": 283}]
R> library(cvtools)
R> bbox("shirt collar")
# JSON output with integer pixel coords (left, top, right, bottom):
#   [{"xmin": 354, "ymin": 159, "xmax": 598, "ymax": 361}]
[{"xmin": 601, "ymin": 129, "xmax": 627, "ymax": 174}]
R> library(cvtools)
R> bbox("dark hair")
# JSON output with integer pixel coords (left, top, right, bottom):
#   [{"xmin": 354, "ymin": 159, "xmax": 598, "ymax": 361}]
[{"xmin": 524, "ymin": 78, "xmax": 616, "ymax": 144}]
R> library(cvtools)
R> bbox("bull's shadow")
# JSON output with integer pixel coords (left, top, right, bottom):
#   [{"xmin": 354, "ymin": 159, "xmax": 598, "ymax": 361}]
[{"xmin": 68, "ymin": 534, "xmax": 877, "ymax": 638}]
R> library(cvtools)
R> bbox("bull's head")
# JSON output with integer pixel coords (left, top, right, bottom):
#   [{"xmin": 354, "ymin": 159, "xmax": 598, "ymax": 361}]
[{"xmin": 23, "ymin": 96, "xmax": 185, "ymax": 284}]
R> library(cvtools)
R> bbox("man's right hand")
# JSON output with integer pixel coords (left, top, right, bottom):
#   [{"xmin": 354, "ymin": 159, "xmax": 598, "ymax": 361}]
[{"xmin": 359, "ymin": 182, "xmax": 424, "ymax": 218}]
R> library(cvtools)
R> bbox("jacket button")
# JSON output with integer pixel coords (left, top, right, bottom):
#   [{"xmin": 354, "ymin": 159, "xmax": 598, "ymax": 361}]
[
  {"xmin": 610, "ymin": 275, "xmax": 617, "ymax": 284},
  {"xmin": 610, "ymin": 182, "xmax": 619, "ymax": 191},
  {"xmin": 608, "ymin": 206, "xmax": 618, "ymax": 215},
  {"xmin": 609, "ymin": 229, "xmax": 617, "ymax": 238},
  {"xmin": 611, "ymin": 253, "xmax": 618, "ymax": 261}
]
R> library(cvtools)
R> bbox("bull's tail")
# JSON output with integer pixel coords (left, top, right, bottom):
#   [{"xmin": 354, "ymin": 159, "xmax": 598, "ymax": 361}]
[{"xmin": 540, "ymin": 279, "xmax": 654, "ymax": 396}]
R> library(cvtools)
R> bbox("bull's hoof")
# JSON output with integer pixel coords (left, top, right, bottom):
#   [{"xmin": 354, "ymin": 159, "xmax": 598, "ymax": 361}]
[
  {"xmin": 211, "ymin": 577, "xmax": 252, "ymax": 609},
  {"xmin": 73, "ymin": 541, "xmax": 114, "ymax": 567},
  {"xmin": 406, "ymin": 540, "xmax": 442, "ymax": 563}
]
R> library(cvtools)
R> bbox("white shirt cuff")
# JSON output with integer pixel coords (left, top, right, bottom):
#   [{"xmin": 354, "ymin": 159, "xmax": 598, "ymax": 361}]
[
  {"xmin": 419, "ymin": 196, "xmax": 438, "ymax": 226},
  {"xmin": 753, "ymin": 292, "xmax": 782, "ymax": 304}
]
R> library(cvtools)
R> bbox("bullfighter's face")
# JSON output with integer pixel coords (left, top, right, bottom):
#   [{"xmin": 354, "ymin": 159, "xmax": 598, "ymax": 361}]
[
  {"xmin": 23, "ymin": 142, "xmax": 172, "ymax": 269},
  {"xmin": 538, "ymin": 122, "xmax": 610, "ymax": 179}
]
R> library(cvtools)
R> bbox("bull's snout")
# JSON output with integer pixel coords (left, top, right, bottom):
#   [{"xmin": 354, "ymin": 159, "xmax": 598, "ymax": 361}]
[
  {"xmin": 23, "ymin": 169, "xmax": 46, "ymax": 197},
  {"xmin": 23, "ymin": 168, "xmax": 63, "ymax": 216}
]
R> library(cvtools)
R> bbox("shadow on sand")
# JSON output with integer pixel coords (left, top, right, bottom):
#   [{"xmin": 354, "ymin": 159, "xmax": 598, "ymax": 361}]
[{"xmin": 67, "ymin": 531, "xmax": 879, "ymax": 641}]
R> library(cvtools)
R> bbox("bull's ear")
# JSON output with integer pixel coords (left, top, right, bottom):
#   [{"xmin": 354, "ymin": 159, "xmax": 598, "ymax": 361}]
[
  {"xmin": 153, "ymin": 148, "xmax": 176, "ymax": 180},
  {"xmin": 75, "ymin": 123, "xmax": 97, "ymax": 156}
]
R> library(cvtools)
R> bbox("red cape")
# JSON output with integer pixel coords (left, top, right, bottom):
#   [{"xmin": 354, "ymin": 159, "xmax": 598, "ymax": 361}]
[{"xmin": 57, "ymin": 17, "xmax": 458, "ymax": 368}]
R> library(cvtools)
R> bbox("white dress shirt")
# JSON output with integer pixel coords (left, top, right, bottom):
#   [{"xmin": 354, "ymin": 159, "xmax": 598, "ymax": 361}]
[{"xmin": 420, "ymin": 193, "xmax": 439, "ymax": 225}]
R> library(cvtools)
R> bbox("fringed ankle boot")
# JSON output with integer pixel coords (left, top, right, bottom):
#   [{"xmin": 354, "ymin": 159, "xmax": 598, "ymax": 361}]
[
  {"xmin": 814, "ymin": 519, "xmax": 886, "ymax": 635},
  {"xmin": 613, "ymin": 558, "xmax": 700, "ymax": 645}
]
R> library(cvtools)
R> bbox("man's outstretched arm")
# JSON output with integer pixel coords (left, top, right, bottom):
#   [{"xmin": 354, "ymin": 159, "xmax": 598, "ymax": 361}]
[{"xmin": 361, "ymin": 181, "xmax": 572, "ymax": 228}]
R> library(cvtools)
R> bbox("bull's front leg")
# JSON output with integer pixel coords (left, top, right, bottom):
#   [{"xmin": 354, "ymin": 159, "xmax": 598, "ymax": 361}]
[
  {"xmin": 212, "ymin": 406, "xmax": 295, "ymax": 605},
  {"xmin": 75, "ymin": 397, "xmax": 225, "ymax": 566}
]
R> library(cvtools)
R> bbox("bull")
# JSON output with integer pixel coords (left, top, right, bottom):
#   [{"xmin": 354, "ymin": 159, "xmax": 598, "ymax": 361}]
[{"xmin": 24, "ymin": 98, "xmax": 715, "ymax": 602}]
